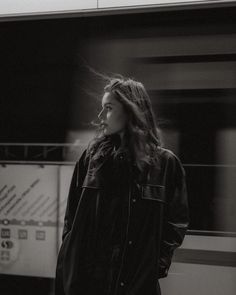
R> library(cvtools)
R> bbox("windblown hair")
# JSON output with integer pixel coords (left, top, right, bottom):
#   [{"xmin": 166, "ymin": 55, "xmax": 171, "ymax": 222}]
[{"xmin": 88, "ymin": 74, "xmax": 162, "ymax": 171}]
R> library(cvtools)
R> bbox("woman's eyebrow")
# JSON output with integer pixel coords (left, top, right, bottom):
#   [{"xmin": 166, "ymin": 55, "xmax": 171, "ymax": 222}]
[{"xmin": 102, "ymin": 102, "xmax": 113, "ymax": 107}]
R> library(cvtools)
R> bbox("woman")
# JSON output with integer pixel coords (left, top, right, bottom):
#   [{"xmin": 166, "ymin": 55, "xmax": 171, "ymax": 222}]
[{"xmin": 55, "ymin": 75, "xmax": 189, "ymax": 295}]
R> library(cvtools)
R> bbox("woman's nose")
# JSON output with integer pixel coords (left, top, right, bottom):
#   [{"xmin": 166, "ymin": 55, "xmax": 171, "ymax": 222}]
[{"xmin": 98, "ymin": 109, "xmax": 105, "ymax": 120}]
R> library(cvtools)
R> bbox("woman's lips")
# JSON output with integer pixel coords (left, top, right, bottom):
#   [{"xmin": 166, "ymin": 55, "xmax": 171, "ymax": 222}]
[{"xmin": 100, "ymin": 122, "xmax": 107, "ymax": 129}]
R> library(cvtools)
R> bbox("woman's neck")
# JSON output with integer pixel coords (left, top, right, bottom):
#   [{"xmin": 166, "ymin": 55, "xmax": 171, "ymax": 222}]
[{"xmin": 118, "ymin": 131, "xmax": 125, "ymax": 147}]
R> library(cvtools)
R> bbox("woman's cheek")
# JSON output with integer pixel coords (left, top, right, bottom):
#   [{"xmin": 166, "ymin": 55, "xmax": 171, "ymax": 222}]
[{"xmin": 106, "ymin": 112, "xmax": 112, "ymax": 120}]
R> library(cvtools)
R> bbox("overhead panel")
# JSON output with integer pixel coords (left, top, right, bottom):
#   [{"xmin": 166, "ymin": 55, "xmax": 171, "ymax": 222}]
[
  {"xmin": 0, "ymin": 0, "xmax": 97, "ymax": 18},
  {"xmin": 98, "ymin": 0, "xmax": 227, "ymax": 8}
]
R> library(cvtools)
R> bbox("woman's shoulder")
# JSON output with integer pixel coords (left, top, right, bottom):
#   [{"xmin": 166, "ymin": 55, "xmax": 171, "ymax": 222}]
[
  {"xmin": 156, "ymin": 146, "xmax": 185, "ymax": 169},
  {"xmin": 74, "ymin": 149, "xmax": 89, "ymax": 168}
]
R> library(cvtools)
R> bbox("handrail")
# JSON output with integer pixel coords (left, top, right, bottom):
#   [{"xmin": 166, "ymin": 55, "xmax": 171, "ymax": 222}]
[
  {"xmin": 0, "ymin": 144, "xmax": 236, "ymax": 167},
  {"xmin": 0, "ymin": 143, "xmax": 86, "ymax": 162},
  {"xmin": 0, "ymin": 142, "xmax": 86, "ymax": 146}
]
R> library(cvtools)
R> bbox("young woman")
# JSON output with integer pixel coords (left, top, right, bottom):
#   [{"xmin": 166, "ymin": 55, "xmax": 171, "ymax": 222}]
[{"xmin": 55, "ymin": 76, "xmax": 189, "ymax": 295}]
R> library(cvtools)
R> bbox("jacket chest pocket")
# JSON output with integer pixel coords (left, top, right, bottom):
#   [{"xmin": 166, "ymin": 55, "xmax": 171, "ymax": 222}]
[{"xmin": 141, "ymin": 184, "xmax": 165, "ymax": 204}]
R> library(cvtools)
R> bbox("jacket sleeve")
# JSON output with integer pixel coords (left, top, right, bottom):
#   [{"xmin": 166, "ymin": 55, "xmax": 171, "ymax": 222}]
[
  {"xmin": 159, "ymin": 153, "xmax": 189, "ymax": 278},
  {"xmin": 62, "ymin": 150, "xmax": 88, "ymax": 241}
]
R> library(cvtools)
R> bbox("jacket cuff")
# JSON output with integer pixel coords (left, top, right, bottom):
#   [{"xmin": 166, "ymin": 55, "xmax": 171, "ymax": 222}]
[
  {"xmin": 158, "ymin": 257, "xmax": 170, "ymax": 278},
  {"xmin": 158, "ymin": 264, "xmax": 169, "ymax": 278}
]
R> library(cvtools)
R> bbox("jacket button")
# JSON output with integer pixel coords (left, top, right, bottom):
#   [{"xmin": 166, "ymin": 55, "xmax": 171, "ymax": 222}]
[
  {"xmin": 132, "ymin": 199, "xmax": 136, "ymax": 203},
  {"xmin": 120, "ymin": 282, "xmax": 125, "ymax": 287},
  {"xmin": 128, "ymin": 240, "xmax": 132, "ymax": 245}
]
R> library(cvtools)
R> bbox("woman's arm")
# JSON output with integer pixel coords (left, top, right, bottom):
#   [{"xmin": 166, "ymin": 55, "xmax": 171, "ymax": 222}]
[
  {"xmin": 62, "ymin": 150, "xmax": 88, "ymax": 241},
  {"xmin": 159, "ymin": 153, "xmax": 189, "ymax": 278}
]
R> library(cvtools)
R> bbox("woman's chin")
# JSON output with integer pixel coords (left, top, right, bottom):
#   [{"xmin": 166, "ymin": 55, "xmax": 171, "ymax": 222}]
[{"xmin": 103, "ymin": 129, "xmax": 110, "ymax": 135}]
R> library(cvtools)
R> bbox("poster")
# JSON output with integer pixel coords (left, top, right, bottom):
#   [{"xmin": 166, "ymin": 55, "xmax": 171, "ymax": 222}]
[{"xmin": 0, "ymin": 164, "xmax": 59, "ymax": 277}]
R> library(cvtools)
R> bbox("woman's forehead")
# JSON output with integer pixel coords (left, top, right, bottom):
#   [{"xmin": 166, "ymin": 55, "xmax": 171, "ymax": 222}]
[{"xmin": 102, "ymin": 92, "xmax": 116, "ymax": 106}]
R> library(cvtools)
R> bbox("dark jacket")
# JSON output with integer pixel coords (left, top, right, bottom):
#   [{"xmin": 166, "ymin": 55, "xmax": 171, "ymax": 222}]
[{"xmin": 55, "ymin": 144, "xmax": 189, "ymax": 295}]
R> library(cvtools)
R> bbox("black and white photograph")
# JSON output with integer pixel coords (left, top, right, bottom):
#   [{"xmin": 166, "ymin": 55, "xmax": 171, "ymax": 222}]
[{"xmin": 0, "ymin": 1, "xmax": 236, "ymax": 295}]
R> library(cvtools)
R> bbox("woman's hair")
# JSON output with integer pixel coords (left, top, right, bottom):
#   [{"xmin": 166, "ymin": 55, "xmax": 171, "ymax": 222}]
[{"xmin": 87, "ymin": 74, "xmax": 162, "ymax": 171}]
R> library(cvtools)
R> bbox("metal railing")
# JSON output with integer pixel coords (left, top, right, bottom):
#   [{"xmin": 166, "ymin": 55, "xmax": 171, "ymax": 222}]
[{"xmin": 0, "ymin": 143, "xmax": 87, "ymax": 164}]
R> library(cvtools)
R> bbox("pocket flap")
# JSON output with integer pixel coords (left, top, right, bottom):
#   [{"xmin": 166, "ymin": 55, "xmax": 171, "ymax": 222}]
[{"xmin": 141, "ymin": 184, "xmax": 165, "ymax": 203}]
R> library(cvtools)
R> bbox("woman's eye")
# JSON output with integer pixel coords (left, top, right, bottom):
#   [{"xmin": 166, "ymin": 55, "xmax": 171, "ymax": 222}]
[{"xmin": 106, "ymin": 106, "xmax": 112, "ymax": 111}]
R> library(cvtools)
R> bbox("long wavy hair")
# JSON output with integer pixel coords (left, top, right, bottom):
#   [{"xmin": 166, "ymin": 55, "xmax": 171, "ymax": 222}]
[{"xmin": 87, "ymin": 74, "xmax": 162, "ymax": 172}]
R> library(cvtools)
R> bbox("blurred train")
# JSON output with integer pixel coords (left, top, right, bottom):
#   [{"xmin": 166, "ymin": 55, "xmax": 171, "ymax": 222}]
[{"xmin": 0, "ymin": 1, "xmax": 236, "ymax": 295}]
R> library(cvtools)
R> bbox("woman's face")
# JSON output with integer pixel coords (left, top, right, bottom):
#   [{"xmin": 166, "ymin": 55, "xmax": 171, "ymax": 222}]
[{"xmin": 98, "ymin": 92, "xmax": 127, "ymax": 136}]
